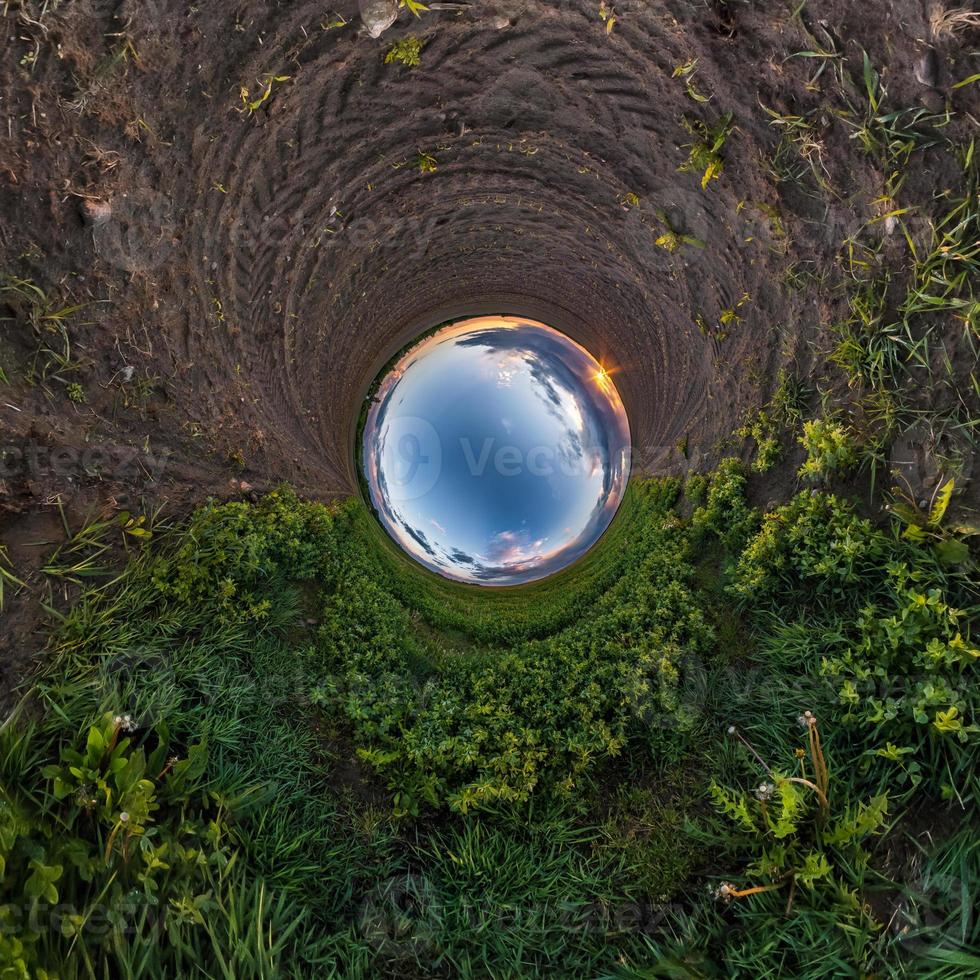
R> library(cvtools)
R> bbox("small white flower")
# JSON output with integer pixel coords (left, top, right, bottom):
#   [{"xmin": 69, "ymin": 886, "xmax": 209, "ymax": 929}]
[
  {"xmin": 727, "ymin": 725, "xmax": 736, "ymax": 735},
  {"xmin": 754, "ymin": 782, "xmax": 775, "ymax": 801},
  {"xmin": 119, "ymin": 811, "xmax": 130, "ymax": 823}
]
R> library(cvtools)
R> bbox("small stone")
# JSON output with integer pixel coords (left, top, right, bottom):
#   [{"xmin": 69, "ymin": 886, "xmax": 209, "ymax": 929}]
[
  {"xmin": 359, "ymin": 0, "xmax": 398, "ymax": 38},
  {"xmin": 492, "ymin": 16, "xmax": 511, "ymax": 29},
  {"xmin": 120, "ymin": 365, "xmax": 135, "ymax": 383},
  {"xmin": 915, "ymin": 48, "xmax": 939, "ymax": 88},
  {"xmin": 79, "ymin": 199, "xmax": 112, "ymax": 227}
]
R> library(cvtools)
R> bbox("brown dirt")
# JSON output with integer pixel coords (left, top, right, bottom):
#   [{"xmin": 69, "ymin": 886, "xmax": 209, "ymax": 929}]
[{"xmin": 1, "ymin": 0, "xmax": 977, "ymax": 696}]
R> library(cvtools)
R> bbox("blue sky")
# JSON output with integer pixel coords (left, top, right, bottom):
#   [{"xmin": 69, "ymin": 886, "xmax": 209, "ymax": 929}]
[{"xmin": 362, "ymin": 316, "xmax": 631, "ymax": 585}]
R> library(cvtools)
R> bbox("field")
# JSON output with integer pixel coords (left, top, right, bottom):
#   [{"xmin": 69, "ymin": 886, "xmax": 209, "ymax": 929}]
[
  {"xmin": 3, "ymin": 462, "xmax": 979, "ymax": 976},
  {"xmin": 1, "ymin": 1, "xmax": 979, "ymax": 977}
]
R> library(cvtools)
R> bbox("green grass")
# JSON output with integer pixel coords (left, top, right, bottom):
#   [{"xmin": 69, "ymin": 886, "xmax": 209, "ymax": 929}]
[
  {"xmin": 1, "ymin": 452, "xmax": 978, "ymax": 976},
  {"xmin": 0, "ymin": 484, "xmax": 719, "ymax": 977},
  {"xmin": 0, "ymin": 275, "xmax": 88, "ymax": 395},
  {"xmin": 314, "ymin": 479, "xmax": 716, "ymax": 814}
]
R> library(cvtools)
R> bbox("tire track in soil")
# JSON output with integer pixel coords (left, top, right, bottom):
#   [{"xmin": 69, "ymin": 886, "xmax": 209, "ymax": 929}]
[
  {"xmin": 162, "ymin": 0, "xmax": 795, "ymax": 494},
  {"xmin": 4, "ymin": 0, "xmax": 841, "ymax": 503}
]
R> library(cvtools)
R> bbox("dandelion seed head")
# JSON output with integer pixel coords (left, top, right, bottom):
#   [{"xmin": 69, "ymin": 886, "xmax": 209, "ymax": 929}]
[{"xmin": 713, "ymin": 882, "xmax": 735, "ymax": 902}]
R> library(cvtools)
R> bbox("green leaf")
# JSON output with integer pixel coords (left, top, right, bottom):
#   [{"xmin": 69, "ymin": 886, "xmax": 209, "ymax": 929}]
[
  {"xmin": 85, "ymin": 726, "xmax": 106, "ymax": 767},
  {"xmin": 952, "ymin": 72, "xmax": 980, "ymax": 91},
  {"xmin": 52, "ymin": 777, "xmax": 73, "ymax": 800},
  {"xmin": 770, "ymin": 778, "xmax": 804, "ymax": 839},
  {"xmin": 933, "ymin": 538, "xmax": 969, "ymax": 566},
  {"xmin": 86, "ymin": 726, "xmax": 105, "ymax": 755},
  {"xmin": 25, "ymin": 859, "xmax": 63, "ymax": 904},
  {"xmin": 929, "ymin": 480, "xmax": 954, "ymax": 527},
  {"xmin": 824, "ymin": 795, "xmax": 888, "ymax": 845},
  {"xmin": 701, "ymin": 159, "xmax": 721, "ymax": 189},
  {"xmin": 708, "ymin": 781, "xmax": 756, "ymax": 832},
  {"xmin": 862, "ymin": 51, "xmax": 879, "ymax": 112},
  {"xmin": 934, "ymin": 706, "xmax": 963, "ymax": 734},
  {"xmin": 797, "ymin": 851, "xmax": 832, "ymax": 888}
]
